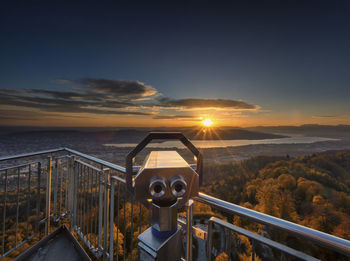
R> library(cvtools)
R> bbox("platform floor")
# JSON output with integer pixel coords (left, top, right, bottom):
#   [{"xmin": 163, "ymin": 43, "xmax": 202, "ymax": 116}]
[{"xmin": 15, "ymin": 226, "xmax": 91, "ymax": 261}]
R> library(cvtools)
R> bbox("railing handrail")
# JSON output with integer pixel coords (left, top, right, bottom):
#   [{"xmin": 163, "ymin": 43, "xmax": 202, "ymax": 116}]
[
  {"xmin": 64, "ymin": 148, "xmax": 126, "ymax": 173},
  {"xmin": 0, "ymin": 147, "xmax": 126, "ymax": 173},
  {"xmin": 196, "ymin": 192, "xmax": 350, "ymax": 256},
  {"xmin": 0, "ymin": 148, "xmax": 65, "ymax": 161}
]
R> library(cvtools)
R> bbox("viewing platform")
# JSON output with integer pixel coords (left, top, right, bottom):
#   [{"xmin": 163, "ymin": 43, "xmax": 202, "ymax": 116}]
[{"xmin": 1, "ymin": 140, "xmax": 350, "ymax": 260}]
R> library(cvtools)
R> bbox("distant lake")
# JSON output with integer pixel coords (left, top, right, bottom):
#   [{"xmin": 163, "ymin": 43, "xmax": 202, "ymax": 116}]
[{"xmin": 104, "ymin": 136, "xmax": 339, "ymax": 149}]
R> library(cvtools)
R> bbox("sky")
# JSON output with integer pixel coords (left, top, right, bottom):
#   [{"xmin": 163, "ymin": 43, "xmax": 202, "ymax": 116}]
[{"xmin": 1, "ymin": 1, "xmax": 350, "ymax": 127}]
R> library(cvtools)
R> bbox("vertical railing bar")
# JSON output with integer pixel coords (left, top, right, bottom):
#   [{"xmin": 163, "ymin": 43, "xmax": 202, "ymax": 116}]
[
  {"xmin": 224, "ymin": 227, "xmax": 227, "ymax": 258},
  {"xmin": 80, "ymin": 164, "xmax": 85, "ymax": 234},
  {"xmin": 85, "ymin": 167, "xmax": 91, "ymax": 238},
  {"xmin": 207, "ymin": 220, "xmax": 213, "ymax": 261},
  {"xmin": 138, "ymin": 202, "xmax": 142, "ymax": 235},
  {"xmin": 73, "ymin": 160, "xmax": 78, "ymax": 227},
  {"xmin": 91, "ymin": 168, "xmax": 95, "ymax": 245},
  {"xmin": 68, "ymin": 157, "xmax": 72, "ymax": 221},
  {"xmin": 59, "ymin": 159, "xmax": 63, "ymax": 216},
  {"xmin": 62, "ymin": 158, "xmax": 65, "ymax": 214},
  {"xmin": 109, "ymin": 178, "xmax": 115, "ymax": 261},
  {"xmin": 68, "ymin": 156, "xmax": 74, "ymax": 231},
  {"xmin": 227, "ymin": 229, "xmax": 231, "ymax": 261},
  {"xmin": 26, "ymin": 164, "xmax": 32, "ymax": 239},
  {"xmin": 123, "ymin": 186, "xmax": 126, "ymax": 261},
  {"xmin": 53, "ymin": 158, "xmax": 58, "ymax": 220},
  {"xmin": 81, "ymin": 162, "xmax": 84, "ymax": 231},
  {"xmin": 15, "ymin": 167, "xmax": 20, "ymax": 247},
  {"xmin": 80, "ymin": 164, "xmax": 84, "ymax": 233},
  {"xmin": 98, "ymin": 172, "xmax": 103, "ymax": 249},
  {"xmin": 64, "ymin": 157, "xmax": 67, "ymax": 214},
  {"xmin": 89, "ymin": 166, "xmax": 94, "ymax": 244},
  {"xmin": 186, "ymin": 199, "xmax": 193, "ymax": 261},
  {"xmin": 224, "ymin": 228, "xmax": 229, "ymax": 260},
  {"xmin": 75, "ymin": 162, "xmax": 79, "ymax": 228},
  {"xmin": 103, "ymin": 169, "xmax": 110, "ymax": 260},
  {"xmin": 85, "ymin": 165, "xmax": 89, "ymax": 236},
  {"xmin": 94, "ymin": 170, "xmax": 98, "ymax": 248},
  {"xmin": 129, "ymin": 194, "xmax": 134, "ymax": 261},
  {"xmin": 281, "ymin": 252, "xmax": 285, "ymax": 261},
  {"xmin": 2, "ymin": 169, "xmax": 8, "ymax": 255},
  {"xmin": 79, "ymin": 162, "xmax": 82, "ymax": 229},
  {"xmin": 107, "ymin": 172, "xmax": 110, "ymax": 255},
  {"xmin": 84, "ymin": 165, "xmax": 88, "ymax": 236},
  {"xmin": 57, "ymin": 159, "xmax": 61, "ymax": 216},
  {"xmin": 65, "ymin": 158, "xmax": 69, "ymax": 212},
  {"xmin": 78, "ymin": 162, "xmax": 82, "ymax": 229},
  {"xmin": 251, "ymin": 239, "xmax": 255, "ymax": 261},
  {"xmin": 45, "ymin": 156, "xmax": 52, "ymax": 235},
  {"xmin": 116, "ymin": 181, "xmax": 120, "ymax": 261},
  {"xmin": 36, "ymin": 162, "xmax": 41, "ymax": 233},
  {"xmin": 85, "ymin": 165, "xmax": 89, "ymax": 237},
  {"xmin": 91, "ymin": 168, "xmax": 95, "ymax": 248},
  {"xmin": 83, "ymin": 166, "xmax": 89, "ymax": 234}
]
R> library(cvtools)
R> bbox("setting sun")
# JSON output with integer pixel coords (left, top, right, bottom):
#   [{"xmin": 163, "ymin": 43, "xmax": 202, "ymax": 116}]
[{"xmin": 202, "ymin": 118, "xmax": 213, "ymax": 127}]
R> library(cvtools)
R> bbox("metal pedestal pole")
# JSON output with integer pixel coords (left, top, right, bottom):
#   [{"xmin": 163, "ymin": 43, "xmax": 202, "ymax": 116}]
[{"xmin": 138, "ymin": 226, "xmax": 183, "ymax": 261}]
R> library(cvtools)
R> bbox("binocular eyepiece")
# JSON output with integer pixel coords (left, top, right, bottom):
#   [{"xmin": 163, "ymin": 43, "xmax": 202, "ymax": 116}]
[
  {"xmin": 148, "ymin": 175, "xmax": 187, "ymax": 199},
  {"xmin": 170, "ymin": 176, "xmax": 187, "ymax": 197},
  {"xmin": 149, "ymin": 177, "xmax": 167, "ymax": 198}
]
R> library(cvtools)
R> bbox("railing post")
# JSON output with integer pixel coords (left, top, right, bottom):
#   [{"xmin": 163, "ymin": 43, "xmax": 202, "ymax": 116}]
[
  {"xmin": 36, "ymin": 162, "xmax": 41, "ymax": 233},
  {"xmin": 103, "ymin": 168, "xmax": 110, "ymax": 261},
  {"xmin": 45, "ymin": 156, "xmax": 52, "ymax": 235},
  {"xmin": 98, "ymin": 171, "xmax": 104, "ymax": 250},
  {"xmin": 15, "ymin": 167, "xmax": 20, "ymax": 247},
  {"xmin": 227, "ymin": 230, "xmax": 231, "ymax": 260},
  {"xmin": 186, "ymin": 199, "xmax": 194, "ymax": 261},
  {"xmin": 53, "ymin": 158, "xmax": 58, "ymax": 221},
  {"xmin": 73, "ymin": 160, "xmax": 78, "ymax": 227},
  {"xmin": 2, "ymin": 170, "xmax": 8, "ymax": 256},
  {"xmin": 207, "ymin": 219, "xmax": 213, "ymax": 261},
  {"xmin": 109, "ymin": 177, "xmax": 115, "ymax": 261},
  {"xmin": 68, "ymin": 156, "xmax": 76, "ymax": 230}
]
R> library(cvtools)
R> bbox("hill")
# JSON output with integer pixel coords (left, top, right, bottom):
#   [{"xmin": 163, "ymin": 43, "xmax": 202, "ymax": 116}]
[{"xmin": 201, "ymin": 150, "xmax": 350, "ymax": 259}]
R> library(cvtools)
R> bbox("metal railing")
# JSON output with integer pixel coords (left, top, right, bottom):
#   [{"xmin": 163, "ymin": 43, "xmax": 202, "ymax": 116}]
[
  {"xmin": 1, "ymin": 147, "xmax": 350, "ymax": 260},
  {"xmin": 207, "ymin": 217, "xmax": 320, "ymax": 261},
  {"xmin": 196, "ymin": 193, "xmax": 350, "ymax": 260},
  {"xmin": 0, "ymin": 148, "xmax": 142, "ymax": 260},
  {"xmin": 0, "ymin": 160, "xmax": 46, "ymax": 257}
]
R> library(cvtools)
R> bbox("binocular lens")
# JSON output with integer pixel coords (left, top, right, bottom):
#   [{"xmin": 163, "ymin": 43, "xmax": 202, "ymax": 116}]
[
  {"xmin": 170, "ymin": 176, "xmax": 187, "ymax": 197},
  {"xmin": 153, "ymin": 184, "xmax": 163, "ymax": 193},
  {"xmin": 149, "ymin": 177, "xmax": 166, "ymax": 198}
]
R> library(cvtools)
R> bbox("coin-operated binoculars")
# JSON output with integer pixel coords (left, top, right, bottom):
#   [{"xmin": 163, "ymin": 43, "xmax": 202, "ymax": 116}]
[{"xmin": 126, "ymin": 133, "xmax": 203, "ymax": 261}]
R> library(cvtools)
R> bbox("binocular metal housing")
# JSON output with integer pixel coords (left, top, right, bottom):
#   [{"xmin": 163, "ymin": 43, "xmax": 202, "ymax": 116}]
[
  {"xmin": 134, "ymin": 151, "xmax": 198, "ymax": 208},
  {"xmin": 127, "ymin": 133, "xmax": 202, "ymax": 260},
  {"xmin": 126, "ymin": 132, "xmax": 202, "ymax": 236},
  {"xmin": 133, "ymin": 150, "xmax": 199, "ymax": 233}
]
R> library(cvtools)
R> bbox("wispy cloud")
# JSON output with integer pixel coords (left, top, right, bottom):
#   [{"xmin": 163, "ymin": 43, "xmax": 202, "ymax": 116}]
[
  {"xmin": 0, "ymin": 78, "xmax": 259, "ymax": 123},
  {"xmin": 55, "ymin": 78, "xmax": 71, "ymax": 84},
  {"xmin": 311, "ymin": 115, "xmax": 341, "ymax": 119},
  {"xmin": 154, "ymin": 98, "xmax": 257, "ymax": 110},
  {"xmin": 76, "ymin": 78, "xmax": 158, "ymax": 100},
  {"xmin": 0, "ymin": 109, "xmax": 97, "ymax": 121},
  {"xmin": 152, "ymin": 115, "xmax": 200, "ymax": 120}
]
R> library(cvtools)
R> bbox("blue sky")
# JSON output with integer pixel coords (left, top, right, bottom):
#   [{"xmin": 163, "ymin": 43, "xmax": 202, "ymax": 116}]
[{"xmin": 1, "ymin": 1, "xmax": 350, "ymax": 127}]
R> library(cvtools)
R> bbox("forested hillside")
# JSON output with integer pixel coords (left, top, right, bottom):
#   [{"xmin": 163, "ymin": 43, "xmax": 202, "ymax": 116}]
[
  {"xmin": 203, "ymin": 150, "xmax": 350, "ymax": 239},
  {"xmin": 201, "ymin": 150, "xmax": 350, "ymax": 260}
]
